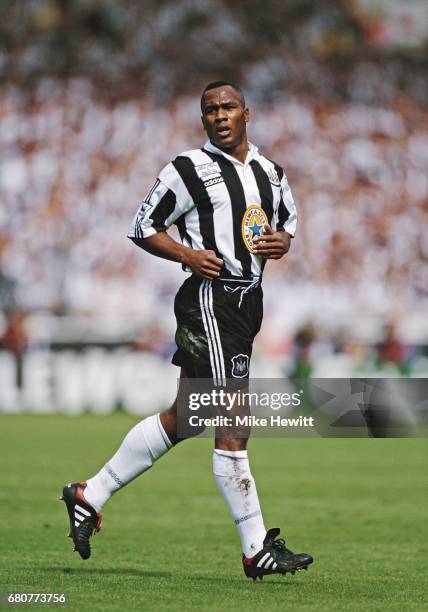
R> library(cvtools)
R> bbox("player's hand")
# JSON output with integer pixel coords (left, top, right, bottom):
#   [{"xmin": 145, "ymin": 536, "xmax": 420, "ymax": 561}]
[
  {"xmin": 184, "ymin": 249, "xmax": 224, "ymax": 279},
  {"xmin": 252, "ymin": 224, "xmax": 291, "ymax": 259}
]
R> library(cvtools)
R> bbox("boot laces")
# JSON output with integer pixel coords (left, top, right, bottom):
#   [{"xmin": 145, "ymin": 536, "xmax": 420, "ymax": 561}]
[{"xmin": 273, "ymin": 538, "xmax": 294, "ymax": 556}]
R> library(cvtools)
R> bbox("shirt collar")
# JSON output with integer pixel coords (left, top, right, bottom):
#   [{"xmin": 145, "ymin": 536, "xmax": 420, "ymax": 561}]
[{"xmin": 203, "ymin": 140, "xmax": 259, "ymax": 166}]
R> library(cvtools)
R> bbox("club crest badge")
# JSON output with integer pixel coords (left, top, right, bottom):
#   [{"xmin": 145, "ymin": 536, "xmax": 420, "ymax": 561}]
[
  {"xmin": 231, "ymin": 354, "xmax": 249, "ymax": 378},
  {"xmin": 241, "ymin": 205, "xmax": 269, "ymax": 253}
]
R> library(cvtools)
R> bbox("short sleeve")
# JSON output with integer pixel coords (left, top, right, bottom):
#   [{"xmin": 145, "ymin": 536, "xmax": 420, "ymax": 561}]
[
  {"xmin": 276, "ymin": 172, "xmax": 297, "ymax": 236},
  {"xmin": 127, "ymin": 162, "xmax": 193, "ymax": 240}
]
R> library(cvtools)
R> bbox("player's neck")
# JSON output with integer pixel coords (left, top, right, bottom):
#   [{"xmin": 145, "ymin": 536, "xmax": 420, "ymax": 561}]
[{"xmin": 213, "ymin": 136, "xmax": 249, "ymax": 164}]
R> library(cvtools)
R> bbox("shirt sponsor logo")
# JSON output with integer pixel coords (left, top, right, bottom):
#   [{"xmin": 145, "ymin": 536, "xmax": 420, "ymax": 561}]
[
  {"xmin": 195, "ymin": 161, "xmax": 222, "ymax": 180},
  {"xmin": 204, "ymin": 176, "xmax": 224, "ymax": 188},
  {"xmin": 241, "ymin": 205, "xmax": 269, "ymax": 253}
]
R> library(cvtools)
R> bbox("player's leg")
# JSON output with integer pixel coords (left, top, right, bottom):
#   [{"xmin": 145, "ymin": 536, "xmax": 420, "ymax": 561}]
[
  {"xmin": 213, "ymin": 392, "xmax": 267, "ymax": 559},
  {"xmin": 214, "ymin": 418, "xmax": 313, "ymax": 580},
  {"xmin": 207, "ymin": 280, "xmax": 313, "ymax": 579},
  {"xmin": 60, "ymin": 368, "xmax": 204, "ymax": 559},
  {"xmin": 81, "ymin": 369, "xmax": 192, "ymax": 511},
  {"xmin": 201, "ymin": 279, "xmax": 268, "ymax": 560}
]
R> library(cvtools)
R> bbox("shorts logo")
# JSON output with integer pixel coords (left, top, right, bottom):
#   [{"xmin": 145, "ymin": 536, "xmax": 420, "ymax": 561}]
[
  {"xmin": 241, "ymin": 205, "xmax": 269, "ymax": 253},
  {"xmin": 231, "ymin": 354, "xmax": 249, "ymax": 378},
  {"xmin": 204, "ymin": 176, "xmax": 224, "ymax": 188}
]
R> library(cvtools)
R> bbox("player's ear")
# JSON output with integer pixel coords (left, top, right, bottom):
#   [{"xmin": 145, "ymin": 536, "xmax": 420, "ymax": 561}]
[
  {"xmin": 201, "ymin": 115, "xmax": 207, "ymax": 131},
  {"xmin": 244, "ymin": 107, "xmax": 250, "ymax": 123}
]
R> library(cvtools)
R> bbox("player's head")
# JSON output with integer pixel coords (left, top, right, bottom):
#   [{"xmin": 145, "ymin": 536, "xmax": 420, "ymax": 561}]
[{"xmin": 200, "ymin": 81, "xmax": 249, "ymax": 150}]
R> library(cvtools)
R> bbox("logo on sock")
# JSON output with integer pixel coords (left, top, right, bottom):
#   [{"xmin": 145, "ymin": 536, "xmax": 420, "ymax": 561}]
[{"xmin": 105, "ymin": 463, "xmax": 124, "ymax": 487}]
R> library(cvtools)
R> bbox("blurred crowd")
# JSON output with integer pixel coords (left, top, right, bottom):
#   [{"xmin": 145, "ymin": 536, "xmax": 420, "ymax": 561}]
[
  {"xmin": 0, "ymin": 0, "xmax": 426, "ymax": 394},
  {"xmin": 0, "ymin": 77, "xmax": 427, "ymax": 372},
  {"xmin": 1, "ymin": 78, "xmax": 427, "ymax": 304},
  {"xmin": 3, "ymin": 1, "xmax": 427, "ymax": 104}
]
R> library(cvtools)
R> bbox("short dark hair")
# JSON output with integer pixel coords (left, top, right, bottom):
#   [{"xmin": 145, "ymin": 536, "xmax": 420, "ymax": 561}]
[{"xmin": 200, "ymin": 81, "xmax": 245, "ymax": 111}]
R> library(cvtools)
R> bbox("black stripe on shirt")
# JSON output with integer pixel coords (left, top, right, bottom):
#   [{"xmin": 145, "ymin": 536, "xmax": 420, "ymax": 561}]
[
  {"xmin": 267, "ymin": 160, "xmax": 285, "ymax": 186},
  {"xmin": 268, "ymin": 161, "xmax": 289, "ymax": 230},
  {"xmin": 249, "ymin": 159, "xmax": 274, "ymax": 224},
  {"xmin": 271, "ymin": 162, "xmax": 284, "ymax": 183},
  {"xmin": 172, "ymin": 156, "xmax": 221, "ymax": 257},
  {"xmin": 149, "ymin": 188, "xmax": 177, "ymax": 231},
  {"xmin": 277, "ymin": 195, "xmax": 290, "ymax": 230},
  {"xmin": 176, "ymin": 215, "xmax": 193, "ymax": 248},
  {"xmin": 203, "ymin": 150, "xmax": 253, "ymax": 278},
  {"xmin": 176, "ymin": 215, "xmax": 193, "ymax": 271}
]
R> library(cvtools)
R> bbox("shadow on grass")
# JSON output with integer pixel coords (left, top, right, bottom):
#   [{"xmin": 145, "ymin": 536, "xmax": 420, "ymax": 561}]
[
  {"xmin": 31, "ymin": 566, "xmax": 172, "ymax": 579},
  {"xmin": 33, "ymin": 566, "xmax": 296, "ymax": 587}
]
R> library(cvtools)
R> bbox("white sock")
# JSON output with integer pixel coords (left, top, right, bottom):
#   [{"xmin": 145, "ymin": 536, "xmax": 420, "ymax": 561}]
[
  {"xmin": 213, "ymin": 449, "xmax": 266, "ymax": 558},
  {"xmin": 83, "ymin": 414, "xmax": 172, "ymax": 511}
]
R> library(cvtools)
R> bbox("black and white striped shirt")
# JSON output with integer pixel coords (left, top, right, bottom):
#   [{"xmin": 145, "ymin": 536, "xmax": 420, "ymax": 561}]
[{"xmin": 128, "ymin": 140, "xmax": 297, "ymax": 279}]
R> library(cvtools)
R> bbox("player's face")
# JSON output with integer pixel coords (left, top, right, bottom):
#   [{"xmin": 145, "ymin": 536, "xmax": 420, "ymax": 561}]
[{"xmin": 201, "ymin": 86, "xmax": 249, "ymax": 149}]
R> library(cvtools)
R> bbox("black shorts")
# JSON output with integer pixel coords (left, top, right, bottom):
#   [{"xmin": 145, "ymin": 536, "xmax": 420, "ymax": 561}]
[{"xmin": 172, "ymin": 275, "xmax": 263, "ymax": 384}]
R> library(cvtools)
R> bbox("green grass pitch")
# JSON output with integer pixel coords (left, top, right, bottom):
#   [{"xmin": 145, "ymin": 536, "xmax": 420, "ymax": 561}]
[{"xmin": 0, "ymin": 414, "xmax": 427, "ymax": 611}]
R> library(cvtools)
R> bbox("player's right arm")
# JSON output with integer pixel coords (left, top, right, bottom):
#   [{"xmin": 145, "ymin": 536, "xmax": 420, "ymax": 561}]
[
  {"xmin": 127, "ymin": 163, "xmax": 223, "ymax": 280},
  {"xmin": 132, "ymin": 232, "xmax": 223, "ymax": 280}
]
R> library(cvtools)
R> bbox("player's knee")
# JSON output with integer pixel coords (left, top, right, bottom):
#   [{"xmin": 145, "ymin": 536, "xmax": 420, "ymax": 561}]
[
  {"xmin": 159, "ymin": 405, "xmax": 179, "ymax": 445},
  {"xmin": 162, "ymin": 401, "xmax": 207, "ymax": 441},
  {"xmin": 215, "ymin": 434, "xmax": 248, "ymax": 452},
  {"xmin": 215, "ymin": 420, "xmax": 251, "ymax": 442}
]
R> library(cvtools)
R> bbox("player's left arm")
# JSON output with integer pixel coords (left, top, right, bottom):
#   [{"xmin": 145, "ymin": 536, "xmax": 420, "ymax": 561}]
[
  {"xmin": 253, "ymin": 169, "xmax": 297, "ymax": 260},
  {"xmin": 252, "ymin": 225, "xmax": 291, "ymax": 259}
]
